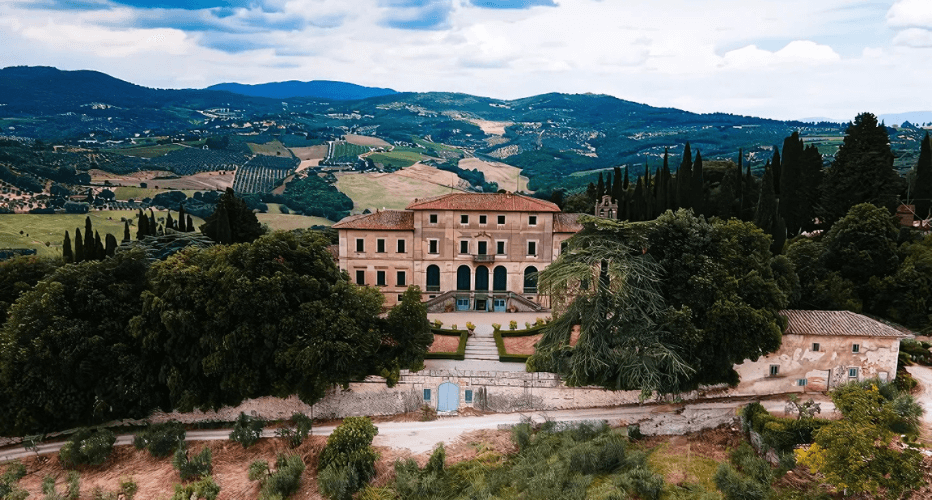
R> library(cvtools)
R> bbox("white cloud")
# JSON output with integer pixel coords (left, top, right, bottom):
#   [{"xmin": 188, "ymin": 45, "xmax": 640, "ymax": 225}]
[
  {"xmin": 892, "ymin": 27, "xmax": 932, "ymax": 48},
  {"xmin": 719, "ymin": 41, "xmax": 841, "ymax": 70},
  {"xmin": 887, "ymin": 0, "xmax": 932, "ymax": 29}
]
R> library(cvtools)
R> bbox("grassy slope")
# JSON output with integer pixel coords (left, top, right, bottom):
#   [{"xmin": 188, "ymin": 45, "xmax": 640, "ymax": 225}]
[
  {"xmin": 335, "ymin": 171, "xmax": 457, "ymax": 211},
  {"xmin": 258, "ymin": 204, "xmax": 332, "ymax": 229},
  {"xmin": 103, "ymin": 144, "xmax": 183, "ymax": 158},
  {"xmin": 0, "ymin": 210, "xmax": 205, "ymax": 257},
  {"xmin": 247, "ymin": 140, "xmax": 292, "ymax": 157},
  {"xmin": 113, "ymin": 187, "xmax": 199, "ymax": 200}
]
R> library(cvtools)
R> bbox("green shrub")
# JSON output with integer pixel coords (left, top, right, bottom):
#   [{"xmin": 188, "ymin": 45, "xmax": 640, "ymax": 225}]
[
  {"xmin": 509, "ymin": 320, "xmax": 517, "ymax": 330},
  {"xmin": 133, "ymin": 421, "xmax": 186, "ymax": 458},
  {"xmin": 40, "ymin": 471, "xmax": 80, "ymax": 500},
  {"xmin": 714, "ymin": 463, "xmax": 769, "ymax": 500},
  {"xmin": 249, "ymin": 454, "xmax": 305, "ymax": 500},
  {"xmin": 0, "ymin": 460, "xmax": 28, "ymax": 500},
  {"xmin": 275, "ymin": 412, "xmax": 313, "ymax": 448},
  {"xmin": 59, "ymin": 427, "xmax": 116, "ymax": 468},
  {"xmin": 169, "ymin": 476, "xmax": 220, "ymax": 500},
  {"xmin": 534, "ymin": 317, "xmax": 545, "ymax": 326},
  {"xmin": 229, "ymin": 412, "xmax": 265, "ymax": 448},
  {"xmin": 172, "ymin": 445, "xmax": 212, "ymax": 481},
  {"xmin": 433, "ymin": 319, "xmax": 442, "ymax": 328},
  {"xmin": 491, "ymin": 323, "xmax": 501, "ymax": 330},
  {"xmin": 317, "ymin": 417, "xmax": 379, "ymax": 500}
]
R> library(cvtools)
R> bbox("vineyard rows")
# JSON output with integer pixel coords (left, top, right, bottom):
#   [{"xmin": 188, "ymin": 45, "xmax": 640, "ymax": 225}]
[{"xmin": 232, "ymin": 155, "xmax": 298, "ymax": 194}]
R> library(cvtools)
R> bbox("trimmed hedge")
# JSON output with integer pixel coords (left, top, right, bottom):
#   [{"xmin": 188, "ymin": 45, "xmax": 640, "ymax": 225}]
[
  {"xmin": 492, "ymin": 325, "xmax": 544, "ymax": 363},
  {"xmin": 424, "ymin": 328, "xmax": 468, "ymax": 361}
]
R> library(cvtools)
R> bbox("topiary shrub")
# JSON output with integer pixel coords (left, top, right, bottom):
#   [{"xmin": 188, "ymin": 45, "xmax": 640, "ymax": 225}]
[
  {"xmin": 249, "ymin": 454, "xmax": 305, "ymax": 500},
  {"xmin": 229, "ymin": 413, "xmax": 265, "ymax": 448},
  {"xmin": 509, "ymin": 320, "xmax": 517, "ymax": 330},
  {"xmin": 317, "ymin": 417, "xmax": 379, "ymax": 500},
  {"xmin": 59, "ymin": 427, "xmax": 116, "ymax": 468},
  {"xmin": 172, "ymin": 445, "xmax": 212, "ymax": 481},
  {"xmin": 133, "ymin": 421, "xmax": 186, "ymax": 458}
]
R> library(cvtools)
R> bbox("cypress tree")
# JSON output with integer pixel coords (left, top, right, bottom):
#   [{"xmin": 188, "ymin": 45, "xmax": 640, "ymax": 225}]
[
  {"xmin": 105, "ymin": 233, "xmax": 117, "ymax": 257},
  {"xmin": 623, "ymin": 166, "xmax": 629, "ymax": 190},
  {"xmin": 606, "ymin": 172, "xmax": 613, "ymax": 200},
  {"xmin": 148, "ymin": 210, "xmax": 156, "ymax": 235},
  {"xmin": 137, "ymin": 209, "xmax": 147, "ymax": 240},
  {"xmin": 216, "ymin": 204, "xmax": 232, "ymax": 244},
  {"xmin": 123, "ymin": 220, "xmax": 130, "ymax": 242},
  {"xmin": 779, "ymin": 132, "xmax": 805, "ymax": 235},
  {"xmin": 643, "ymin": 164, "xmax": 653, "ymax": 220},
  {"xmin": 612, "ymin": 167, "xmax": 623, "ymax": 202},
  {"xmin": 737, "ymin": 149, "xmax": 746, "ymax": 219},
  {"xmin": 915, "ymin": 131, "xmax": 932, "ymax": 218},
  {"xmin": 632, "ymin": 177, "xmax": 644, "ymax": 221},
  {"xmin": 692, "ymin": 151, "xmax": 704, "ymax": 215},
  {"xmin": 597, "ymin": 172, "xmax": 605, "ymax": 199},
  {"xmin": 658, "ymin": 149, "xmax": 670, "ymax": 211},
  {"xmin": 178, "ymin": 205, "xmax": 188, "ymax": 232},
  {"xmin": 677, "ymin": 142, "xmax": 693, "ymax": 210},
  {"xmin": 755, "ymin": 162, "xmax": 785, "ymax": 253},
  {"xmin": 166, "ymin": 211, "xmax": 175, "ymax": 231},
  {"xmin": 186, "ymin": 215, "xmax": 194, "ymax": 232},
  {"xmin": 62, "ymin": 231, "xmax": 74, "ymax": 263},
  {"xmin": 718, "ymin": 166, "xmax": 738, "ymax": 219},
  {"xmin": 84, "ymin": 217, "xmax": 95, "ymax": 261},
  {"xmin": 94, "ymin": 231, "xmax": 104, "ymax": 261},
  {"xmin": 74, "ymin": 228, "xmax": 84, "ymax": 263},
  {"xmin": 771, "ymin": 147, "xmax": 782, "ymax": 195}
]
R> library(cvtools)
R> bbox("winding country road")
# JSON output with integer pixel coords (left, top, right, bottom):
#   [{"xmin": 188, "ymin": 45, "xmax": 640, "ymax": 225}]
[{"xmin": 906, "ymin": 365, "xmax": 932, "ymax": 441}]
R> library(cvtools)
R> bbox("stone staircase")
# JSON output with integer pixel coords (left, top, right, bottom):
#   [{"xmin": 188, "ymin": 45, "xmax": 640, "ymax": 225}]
[{"xmin": 464, "ymin": 324, "xmax": 500, "ymax": 361}]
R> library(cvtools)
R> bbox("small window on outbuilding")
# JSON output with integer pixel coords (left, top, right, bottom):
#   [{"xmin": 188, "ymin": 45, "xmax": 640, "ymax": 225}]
[
  {"xmin": 852, "ymin": 344, "xmax": 860, "ymax": 353},
  {"xmin": 848, "ymin": 367, "xmax": 859, "ymax": 379},
  {"xmin": 797, "ymin": 379, "xmax": 807, "ymax": 386},
  {"xmin": 423, "ymin": 388, "xmax": 431, "ymax": 401},
  {"xmin": 812, "ymin": 343, "xmax": 820, "ymax": 352},
  {"xmin": 464, "ymin": 390, "xmax": 473, "ymax": 403},
  {"xmin": 769, "ymin": 365, "xmax": 779, "ymax": 377}
]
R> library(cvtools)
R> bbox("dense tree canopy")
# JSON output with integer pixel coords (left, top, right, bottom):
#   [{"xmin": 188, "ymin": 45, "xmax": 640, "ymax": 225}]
[{"xmin": 200, "ymin": 187, "xmax": 265, "ymax": 244}]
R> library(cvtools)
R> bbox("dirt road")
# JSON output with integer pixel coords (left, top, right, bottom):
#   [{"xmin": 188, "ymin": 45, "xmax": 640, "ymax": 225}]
[{"xmin": 906, "ymin": 365, "xmax": 932, "ymax": 440}]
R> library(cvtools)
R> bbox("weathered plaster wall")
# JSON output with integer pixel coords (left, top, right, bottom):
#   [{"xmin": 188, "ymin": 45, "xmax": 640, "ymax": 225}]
[{"xmin": 732, "ymin": 333, "xmax": 899, "ymax": 395}]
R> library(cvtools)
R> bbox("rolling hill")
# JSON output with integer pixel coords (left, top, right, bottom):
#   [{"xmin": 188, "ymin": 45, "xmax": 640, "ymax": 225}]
[{"xmin": 205, "ymin": 80, "xmax": 397, "ymax": 100}]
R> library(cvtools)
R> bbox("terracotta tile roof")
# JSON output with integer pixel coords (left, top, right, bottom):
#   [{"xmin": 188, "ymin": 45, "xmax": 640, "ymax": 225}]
[
  {"xmin": 332, "ymin": 210, "xmax": 414, "ymax": 230},
  {"xmin": 406, "ymin": 192, "xmax": 560, "ymax": 212},
  {"xmin": 781, "ymin": 310, "xmax": 910, "ymax": 338},
  {"xmin": 554, "ymin": 213, "xmax": 584, "ymax": 233}
]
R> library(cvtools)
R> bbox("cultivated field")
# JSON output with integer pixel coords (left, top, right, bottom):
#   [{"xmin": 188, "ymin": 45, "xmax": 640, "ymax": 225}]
[
  {"xmin": 103, "ymin": 143, "xmax": 183, "ymax": 158},
  {"xmin": 258, "ymin": 204, "xmax": 332, "ymax": 229},
  {"xmin": 366, "ymin": 150, "xmax": 428, "ymax": 169},
  {"xmin": 289, "ymin": 145, "xmax": 328, "ymax": 161},
  {"xmin": 92, "ymin": 170, "xmax": 234, "ymax": 191},
  {"xmin": 459, "ymin": 158, "xmax": 530, "ymax": 192},
  {"xmin": 470, "ymin": 119, "xmax": 513, "ymax": 136},
  {"xmin": 0, "ymin": 210, "xmax": 205, "ymax": 257},
  {"xmin": 113, "ymin": 187, "xmax": 199, "ymax": 200},
  {"xmin": 345, "ymin": 134, "xmax": 392, "ymax": 147},
  {"xmin": 247, "ymin": 140, "xmax": 292, "ymax": 157},
  {"xmin": 335, "ymin": 166, "xmax": 466, "ymax": 211}
]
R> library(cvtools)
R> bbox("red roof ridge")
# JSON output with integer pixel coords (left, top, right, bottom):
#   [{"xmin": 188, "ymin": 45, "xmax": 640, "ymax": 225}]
[
  {"xmin": 780, "ymin": 309, "xmax": 910, "ymax": 338},
  {"xmin": 406, "ymin": 192, "xmax": 560, "ymax": 212},
  {"xmin": 332, "ymin": 210, "xmax": 414, "ymax": 230}
]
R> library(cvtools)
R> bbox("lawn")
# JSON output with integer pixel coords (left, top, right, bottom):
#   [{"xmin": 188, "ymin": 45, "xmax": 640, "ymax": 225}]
[
  {"xmin": 103, "ymin": 144, "xmax": 183, "ymax": 158},
  {"xmin": 367, "ymin": 150, "xmax": 426, "ymax": 169},
  {"xmin": 113, "ymin": 187, "xmax": 199, "ymax": 200},
  {"xmin": 328, "ymin": 142, "xmax": 370, "ymax": 163},
  {"xmin": 412, "ymin": 136, "xmax": 460, "ymax": 152},
  {"xmin": 0, "ymin": 210, "xmax": 205, "ymax": 258},
  {"xmin": 258, "ymin": 204, "xmax": 333, "ymax": 230},
  {"xmin": 247, "ymin": 140, "xmax": 293, "ymax": 157}
]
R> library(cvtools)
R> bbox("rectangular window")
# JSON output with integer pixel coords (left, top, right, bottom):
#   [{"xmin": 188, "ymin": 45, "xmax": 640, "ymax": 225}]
[
  {"xmin": 852, "ymin": 344, "xmax": 860, "ymax": 353},
  {"xmin": 397, "ymin": 271, "xmax": 406, "ymax": 287},
  {"xmin": 397, "ymin": 239, "xmax": 406, "ymax": 253},
  {"xmin": 460, "ymin": 214, "xmax": 469, "ymax": 224},
  {"xmin": 398, "ymin": 294, "xmax": 404, "ymax": 302},
  {"xmin": 497, "ymin": 241, "xmax": 505, "ymax": 255},
  {"xmin": 497, "ymin": 215, "xmax": 506, "ymax": 224},
  {"xmin": 478, "ymin": 241, "xmax": 487, "ymax": 255},
  {"xmin": 376, "ymin": 239, "xmax": 385, "ymax": 253},
  {"xmin": 460, "ymin": 240, "xmax": 469, "ymax": 254},
  {"xmin": 769, "ymin": 365, "xmax": 779, "ymax": 377},
  {"xmin": 479, "ymin": 215, "xmax": 487, "ymax": 225},
  {"xmin": 529, "ymin": 215, "xmax": 537, "ymax": 226},
  {"xmin": 812, "ymin": 343, "xmax": 820, "ymax": 352},
  {"xmin": 429, "ymin": 213, "xmax": 438, "ymax": 224},
  {"xmin": 527, "ymin": 241, "xmax": 537, "ymax": 256},
  {"xmin": 848, "ymin": 367, "xmax": 859, "ymax": 378},
  {"xmin": 797, "ymin": 379, "xmax": 808, "ymax": 387},
  {"xmin": 423, "ymin": 388, "xmax": 431, "ymax": 401},
  {"xmin": 464, "ymin": 389, "xmax": 473, "ymax": 403},
  {"xmin": 355, "ymin": 238, "xmax": 364, "ymax": 252},
  {"xmin": 376, "ymin": 271, "xmax": 386, "ymax": 286},
  {"xmin": 355, "ymin": 270, "xmax": 365, "ymax": 285},
  {"xmin": 429, "ymin": 239, "xmax": 438, "ymax": 254}
]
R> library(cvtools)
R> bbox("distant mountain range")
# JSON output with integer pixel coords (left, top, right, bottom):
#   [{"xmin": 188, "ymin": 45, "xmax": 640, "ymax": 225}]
[
  {"xmin": 878, "ymin": 111, "xmax": 932, "ymax": 126},
  {"xmin": 205, "ymin": 80, "xmax": 397, "ymax": 101}
]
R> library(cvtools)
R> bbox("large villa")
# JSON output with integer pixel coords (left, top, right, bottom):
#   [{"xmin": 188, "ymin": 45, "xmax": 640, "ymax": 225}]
[{"xmin": 332, "ymin": 192, "xmax": 582, "ymax": 310}]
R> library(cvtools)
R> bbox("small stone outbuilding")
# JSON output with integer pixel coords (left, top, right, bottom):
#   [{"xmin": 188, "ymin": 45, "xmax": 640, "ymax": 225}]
[{"xmin": 733, "ymin": 309, "xmax": 909, "ymax": 395}]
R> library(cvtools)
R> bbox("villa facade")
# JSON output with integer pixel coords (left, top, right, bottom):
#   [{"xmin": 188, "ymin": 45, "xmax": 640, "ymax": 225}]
[{"xmin": 332, "ymin": 192, "xmax": 582, "ymax": 308}]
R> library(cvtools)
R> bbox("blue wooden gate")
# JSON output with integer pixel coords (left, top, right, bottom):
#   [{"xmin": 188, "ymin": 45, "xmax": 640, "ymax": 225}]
[{"xmin": 437, "ymin": 382, "xmax": 459, "ymax": 412}]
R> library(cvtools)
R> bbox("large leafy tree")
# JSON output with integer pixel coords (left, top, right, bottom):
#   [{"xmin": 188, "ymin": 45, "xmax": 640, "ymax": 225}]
[
  {"xmin": 200, "ymin": 187, "xmax": 265, "ymax": 244},
  {"xmin": 820, "ymin": 113, "xmax": 904, "ymax": 227},
  {"xmin": 384, "ymin": 285, "xmax": 433, "ymax": 371},
  {"xmin": 0, "ymin": 255, "xmax": 61, "ymax": 327},
  {"xmin": 131, "ymin": 230, "xmax": 402, "ymax": 411},
  {"xmin": 528, "ymin": 217, "xmax": 693, "ymax": 394},
  {"xmin": 0, "ymin": 251, "xmax": 162, "ymax": 435}
]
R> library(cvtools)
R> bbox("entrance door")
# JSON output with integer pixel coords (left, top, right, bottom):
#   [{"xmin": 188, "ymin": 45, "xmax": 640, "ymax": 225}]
[
  {"xmin": 438, "ymin": 382, "xmax": 459, "ymax": 412},
  {"xmin": 493, "ymin": 298, "xmax": 506, "ymax": 312},
  {"xmin": 456, "ymin": 297, "xmax": 470, "ymax": 311}
]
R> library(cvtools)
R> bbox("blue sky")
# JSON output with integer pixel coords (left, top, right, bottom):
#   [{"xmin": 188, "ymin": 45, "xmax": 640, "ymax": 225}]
[{"xmin": 1, "ymin": 0, "xmax": 930, "ymax": 120}]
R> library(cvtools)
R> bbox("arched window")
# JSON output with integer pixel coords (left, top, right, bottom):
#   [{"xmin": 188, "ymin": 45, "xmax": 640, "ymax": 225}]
[
  {"xmin": 475, "ymin": 265, "xmax": 489, "ymax": 291},
  {"xmin": 456, "ymin": 265, "xmax": 471, "ymax": 291},
  {"xmin": 524, "ymin": 266, "xmax": 538, "ymax": 293},
  {"xmin": 426, "ymin": 265, "xmax": 440, "ymax": 292},
  {"xmin": 493, "ymin": 266, "xmax": 507, "ymax": 291}
]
